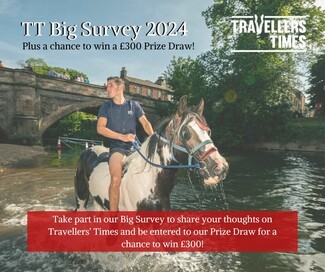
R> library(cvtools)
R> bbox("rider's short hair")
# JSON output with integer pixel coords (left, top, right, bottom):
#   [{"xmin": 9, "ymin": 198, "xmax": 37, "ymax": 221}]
[{"xmin": 107, "ymin": 76, "xmax": 124, "ymax": 86}]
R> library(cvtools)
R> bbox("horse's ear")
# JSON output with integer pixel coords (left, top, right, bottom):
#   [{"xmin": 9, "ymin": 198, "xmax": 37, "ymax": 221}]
[
  {"xmin": 176, "ymin": 95, "xmax": 188, "ymax": 117},
  {"xmin": 194, "ymin": 98, "xmax": 204, "ymax": 116}
]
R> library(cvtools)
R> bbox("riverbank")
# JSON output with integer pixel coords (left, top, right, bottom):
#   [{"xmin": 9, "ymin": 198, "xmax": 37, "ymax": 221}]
[
  {"xmin": 245, "ymin": 141, "xmax": 325, "ymax": 152},
  {"xmin": 0, "ymin": 144, "xmax": 48, "ymax": 170},
  {"xmin": 0, "ymin": 139, "xmax": 324, "ymax": 172}
]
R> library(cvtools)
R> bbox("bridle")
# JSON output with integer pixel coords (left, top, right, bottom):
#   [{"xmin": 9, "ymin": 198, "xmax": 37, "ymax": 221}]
[
  {"xmin": 158, "ymin": 115, "xmax": 218, "ymax": 168},
  {"xmin": 131, "ymin": 114, "xmax": 218, "ymax": 170}
]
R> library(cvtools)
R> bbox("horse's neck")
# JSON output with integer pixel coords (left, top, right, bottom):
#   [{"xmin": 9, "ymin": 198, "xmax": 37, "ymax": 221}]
[
  {"xmin": 142, "ymin": 134, "xmax": 177, "ymax": 183},
  {"xmin": 125, "ymin": 135, "xmax": 177, "ymax": 209}
]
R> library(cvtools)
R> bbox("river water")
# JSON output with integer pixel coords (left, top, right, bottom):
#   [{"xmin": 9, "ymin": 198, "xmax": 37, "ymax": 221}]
[{"xmin": 0, "ymin": 149, "xmax": 324, "ymax": 272}]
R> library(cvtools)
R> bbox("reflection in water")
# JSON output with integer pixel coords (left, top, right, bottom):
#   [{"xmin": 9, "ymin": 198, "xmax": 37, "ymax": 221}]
[{"xmin": 0, "ymin": 150, "xmax": 324, "ymax": 271}]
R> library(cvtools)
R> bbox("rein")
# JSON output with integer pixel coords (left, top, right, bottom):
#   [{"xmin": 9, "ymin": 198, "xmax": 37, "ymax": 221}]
[
  {"xmin": 131, "ymin": 121, "xmax": 215, "ymax": 170},
  {"xmin": 131, "ymin": 114, "xmax": 218, "ymax": 170},
  {"xmin": 131, "ymin": 139, "xmax": 201, "ymax": 169}
]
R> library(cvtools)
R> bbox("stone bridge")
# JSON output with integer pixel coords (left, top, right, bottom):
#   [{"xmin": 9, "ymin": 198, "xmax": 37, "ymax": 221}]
[{"xmin": 0, "ymin": 67, "xmax": 166, "ymax": 145}]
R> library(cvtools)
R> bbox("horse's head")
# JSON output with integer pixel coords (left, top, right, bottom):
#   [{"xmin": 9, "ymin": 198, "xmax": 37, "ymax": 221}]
[{"xmin": 165, "ymin": 95, "xmax": 228, "ymax": 185}]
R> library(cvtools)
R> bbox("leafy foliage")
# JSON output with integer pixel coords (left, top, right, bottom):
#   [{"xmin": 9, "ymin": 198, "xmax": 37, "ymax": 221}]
[
  {"xmin": 164, "ymin": 0, "xmax": 324, "ymax": 147},
  {"xmin": 44, "ymin": 111, "xmax": 100, "ymax": 141},
  {"xmin": 164, "ymin": 56, "xmax": 211, "ymax": 105},
  {"xmin": 18, "ymin": 57, "xmax": 47, "ymax": 67},
  {"xmin": 280, "ymin": 117, "xmax": 325, "ymax": 143},
  {"xmin": 18, "ymin": 58, "xmax": 88, "ymax": 81},
  {"xmin": 19, "ymin": 58, "xmax": 95, "ymax": 142},
  {"xmin": 307, "ymin": 53, "xmax": 325, "ymax": 116}
]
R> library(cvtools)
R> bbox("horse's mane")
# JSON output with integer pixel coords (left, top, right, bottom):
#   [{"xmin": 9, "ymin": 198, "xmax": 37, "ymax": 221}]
[
  {"xmin": 147, "ymin": 117, "xmax": 170, "ymax": 160},
  {"xmin": 123, "ymin": 109, "xmax": 208, "ymax": 172}
]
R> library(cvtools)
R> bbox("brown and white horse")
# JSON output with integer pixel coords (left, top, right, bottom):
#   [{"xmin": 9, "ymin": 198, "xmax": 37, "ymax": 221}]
[{"xmin": 74, "ymin": 96, "xmax": 228, "ymax": 211}]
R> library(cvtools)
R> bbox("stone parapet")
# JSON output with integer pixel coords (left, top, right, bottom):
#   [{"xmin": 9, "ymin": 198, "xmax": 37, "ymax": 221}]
[{"xmin": 0, "ymin": 68, "xmax": 163, "ymax": 145}]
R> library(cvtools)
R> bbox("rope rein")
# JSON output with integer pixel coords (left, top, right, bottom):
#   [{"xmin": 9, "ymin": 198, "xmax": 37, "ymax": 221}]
[
  {"xmin": 131, "ymin": 138, "xmax": 201, "ymax": 169},
  {"xmin": 131, "ymin": 117, "xmax": 214, "ymax": 170}
]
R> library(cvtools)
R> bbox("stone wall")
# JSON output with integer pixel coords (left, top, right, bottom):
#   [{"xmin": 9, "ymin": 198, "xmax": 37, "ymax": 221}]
[{"xmin": 0, "ymin": 68, "xmax": 162, "ymax": 145}]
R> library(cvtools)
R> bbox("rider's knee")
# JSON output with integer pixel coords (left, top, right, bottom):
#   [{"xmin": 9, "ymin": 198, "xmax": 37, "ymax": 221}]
[{"xmin": 110, "ymin": 175, "xmax": 121, "ymax": 186}]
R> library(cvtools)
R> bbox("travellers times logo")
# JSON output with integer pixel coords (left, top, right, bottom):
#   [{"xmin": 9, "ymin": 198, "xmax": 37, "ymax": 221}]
[{"xmin": 231, "ymin": 15, "xmax": 307, "ymax": 52}]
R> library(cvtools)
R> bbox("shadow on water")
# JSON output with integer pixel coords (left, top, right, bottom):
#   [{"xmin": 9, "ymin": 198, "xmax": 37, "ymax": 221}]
[{"xmin": 0, "ymin": 148, "xmax": 324, "ymax": 271}]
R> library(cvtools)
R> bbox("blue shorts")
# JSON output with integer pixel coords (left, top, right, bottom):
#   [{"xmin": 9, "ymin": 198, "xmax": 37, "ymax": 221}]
[{"xmin": 108, "ymin": 142, "xmax": 133, "ymax": 162}]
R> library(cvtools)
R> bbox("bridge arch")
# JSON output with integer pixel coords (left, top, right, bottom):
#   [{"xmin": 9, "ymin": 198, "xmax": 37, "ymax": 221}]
[
  {"xmin": 0, "ymin": 67, "xmax": 166, "ymax": 145},
  {"xmin": 0, "ymin": 126, "xmax": 8, "ymax": 143},
  {"xmin": 39, "ymin": 101, "xmax": 102, "ymax": 134}
]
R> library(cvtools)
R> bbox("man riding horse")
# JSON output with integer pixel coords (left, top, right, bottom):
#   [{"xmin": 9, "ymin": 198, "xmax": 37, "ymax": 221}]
[
  {"xmin": 96, "ymin": 76, "xmax": 154, "ymax": 212},
  {"xmin": 75, "ymin": 88, "xmax": 228, "ymax": 211}
]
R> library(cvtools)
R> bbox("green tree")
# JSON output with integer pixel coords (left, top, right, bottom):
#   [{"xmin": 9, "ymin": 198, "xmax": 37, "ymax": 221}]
[
  {"xmin": 165, "ymin": 1, "xmax": 324, "ymax": 147},
  {"xmin": 307, "ymin": 53, "xmax": 325, "ymax": 116},
  {"xmin": 202, "ymin": 0, "xmax": 324, "ymax": 116},
  {"xmin": 45, "ymin": 111, "xmax": 99, "ymax": 140},
  {"xmin": 164, "ymin": 56, "xmax": 211, "ymax": 105},
  {"xmin": 18, "ymin": 58, "xmax": 89, "ymax": 81},
  {"xmin": 203, "ymin": 0, "xmax": 325, "ymax": 51},
  {"xmin": 18, "ymin": 57, "xmax": 47, "ymax": 68}
]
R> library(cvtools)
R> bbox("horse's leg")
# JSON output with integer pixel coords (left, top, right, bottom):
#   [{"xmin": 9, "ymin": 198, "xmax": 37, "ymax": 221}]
[
  {"xmin": 74, "ymin": 158, "xmax": 90, "ymax": 211},
  {"xmin": 93, "ymin": 200, "xmax": 103, "ymax": 211}
]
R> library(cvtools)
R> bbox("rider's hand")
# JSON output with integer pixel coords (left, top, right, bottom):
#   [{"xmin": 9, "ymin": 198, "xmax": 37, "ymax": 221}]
[{"xmin": 121, "ymin": 133, "xmax": 135, "ymax": 142}]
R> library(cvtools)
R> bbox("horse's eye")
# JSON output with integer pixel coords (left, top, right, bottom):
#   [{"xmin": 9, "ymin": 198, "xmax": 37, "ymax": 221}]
[{"xmin": 181, "ymin": 126, "xmax": 191, "ymax": 142}]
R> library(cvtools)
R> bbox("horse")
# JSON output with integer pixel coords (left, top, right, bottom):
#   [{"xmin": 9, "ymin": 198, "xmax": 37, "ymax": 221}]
[{"xmin": 74, "ymin": 95, "xmax": 229, "ymax": 211}]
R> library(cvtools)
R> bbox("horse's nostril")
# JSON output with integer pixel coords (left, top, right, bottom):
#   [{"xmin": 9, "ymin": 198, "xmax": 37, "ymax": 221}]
[
  {"xmin": 213, "ymin": 166, "xmax": 222, "ymax": 176},
  {"xmin": 199, "ymin": 168, "xmax": 209, "ymax": 179},
  {"xmin": 198, "ymin": 161, "xmax": 209, "ymax": 179},
  {"xmin": 199, "ymin": 161, "xmax": 207, "ymax": 169}
]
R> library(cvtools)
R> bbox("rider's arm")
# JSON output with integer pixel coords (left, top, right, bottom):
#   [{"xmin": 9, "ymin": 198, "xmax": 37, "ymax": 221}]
[
  {"xmin": 139, "ymin": 115, "xmax": 154, "ymax": 137},
  {"xmin": 97, "ymin": 117, "xmax": 134, "ymax": 142}
]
